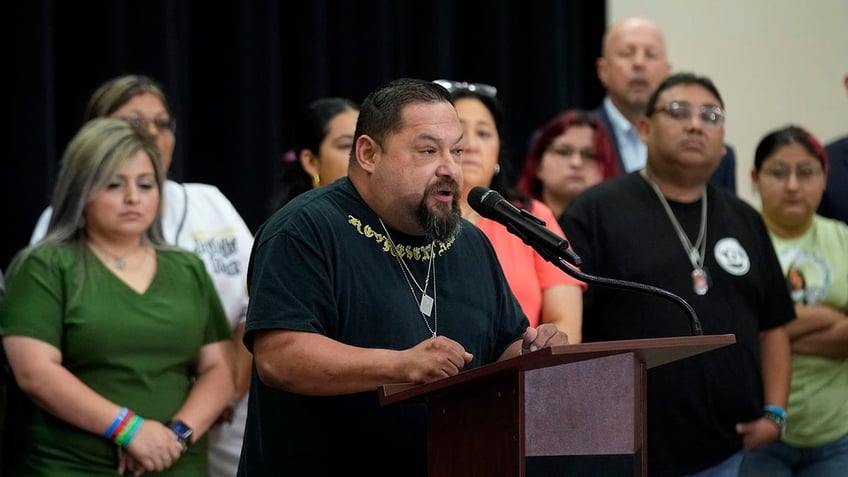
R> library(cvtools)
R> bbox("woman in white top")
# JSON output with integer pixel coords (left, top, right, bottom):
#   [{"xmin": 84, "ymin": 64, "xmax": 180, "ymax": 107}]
[{"xmin": 30, "ymin": 75, "xmax": 253, "ymax": 477}]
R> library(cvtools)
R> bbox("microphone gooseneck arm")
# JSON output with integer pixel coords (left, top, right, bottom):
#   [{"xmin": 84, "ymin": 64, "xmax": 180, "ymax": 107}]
[
  {"xmin": 467, "ymin": 186, "xmax": 703, "ymax": 336},
  {"xmin": 544, "ymin": 250, "xmax": 704, "ymax": 337}
]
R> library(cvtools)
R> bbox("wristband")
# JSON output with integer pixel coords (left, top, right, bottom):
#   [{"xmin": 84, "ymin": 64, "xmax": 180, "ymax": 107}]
[
  {"xmin": 763, "ymin": 404, "xmax": 787, "ymax": 433},
  {"xmin": 104, "ymin": 407, "xmax": 144, "ymax": 447},
  {"xmin": 104, "ymin": 407, "xmax": 129, "ymax": 439},
  {"xmin": 114, "ymin": 414, "xmax": 144, "ymax": 447}
]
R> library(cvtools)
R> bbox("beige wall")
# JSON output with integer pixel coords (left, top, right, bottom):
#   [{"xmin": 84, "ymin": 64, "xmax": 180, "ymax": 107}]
[{"xmin": 608, "ymin": 0, "xmax": 848, "ymax": 206}]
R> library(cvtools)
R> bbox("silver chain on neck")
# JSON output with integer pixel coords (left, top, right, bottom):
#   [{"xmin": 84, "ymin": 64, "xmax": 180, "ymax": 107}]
[
  {"xmin": 642, "ymin": 169, "xmax": 710, "ymax": 295},
  {"xmin": 378, "ymin": 218, "xmax": 438, "ymax": 338}
]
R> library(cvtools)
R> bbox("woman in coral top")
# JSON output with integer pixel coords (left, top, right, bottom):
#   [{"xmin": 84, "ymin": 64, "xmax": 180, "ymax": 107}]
[{"xmin": 438, "ymin": 80, "xmax": 583, "ymax": 340}]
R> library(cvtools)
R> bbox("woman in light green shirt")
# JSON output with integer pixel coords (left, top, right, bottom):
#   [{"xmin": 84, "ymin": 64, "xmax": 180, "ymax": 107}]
[{"xmin": 743, "ymin": 125, "xmax": 848, "ymax": 475}]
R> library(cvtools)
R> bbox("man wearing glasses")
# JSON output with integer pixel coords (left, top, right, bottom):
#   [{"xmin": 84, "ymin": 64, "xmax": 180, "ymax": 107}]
[
  {"xmin": 561, "ymin": 72, "xmax": 794, "ymax": 477},
  {"xmin": 594, "ymin": 16, "xmax": 738, "ymax": 194}
]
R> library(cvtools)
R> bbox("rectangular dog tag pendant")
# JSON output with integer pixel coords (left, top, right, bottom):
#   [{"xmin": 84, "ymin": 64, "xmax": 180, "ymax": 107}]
[
  {"xmin": 692, "ymin": 268, "xmax": 709, "ymax": 296},
  {"xmin": 419, "ymin": 294, "xmax": 434, "ymax": 317}
]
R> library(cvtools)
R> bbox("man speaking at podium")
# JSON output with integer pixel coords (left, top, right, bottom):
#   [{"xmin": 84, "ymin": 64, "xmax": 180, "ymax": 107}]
[
  {"xmin": 561, "ymin": 73, "xmax": 794, "ymax": 477},
  {"xmin": 238, "ymin": 78, "xmax": 568, "ymax": 476}
]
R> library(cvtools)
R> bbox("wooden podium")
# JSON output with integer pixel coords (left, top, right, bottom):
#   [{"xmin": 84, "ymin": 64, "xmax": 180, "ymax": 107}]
[{"xmin": 379, "ymin": 334, "xmax": 735, "ymax": 477}]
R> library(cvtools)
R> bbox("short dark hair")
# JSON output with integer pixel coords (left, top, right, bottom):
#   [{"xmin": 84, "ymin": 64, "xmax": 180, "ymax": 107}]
[
  {"xmin": 353, "ymin": 78, "xmax": 452, "ymax": 148},
  {"xmin": 645, "ymin": 72, "xmax": 724, "ymax": 117}
]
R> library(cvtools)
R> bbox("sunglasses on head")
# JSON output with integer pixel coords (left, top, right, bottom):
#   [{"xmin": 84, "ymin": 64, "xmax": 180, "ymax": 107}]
[{"xmin": 433, "ymin": 79, "xmax": 498, "ymax": 98}]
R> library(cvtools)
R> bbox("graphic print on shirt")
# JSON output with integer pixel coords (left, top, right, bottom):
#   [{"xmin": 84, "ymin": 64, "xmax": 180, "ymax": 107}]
[
  {"xmin": 192, "ymin": 229, "xmax": 242, "ymax": 276},
  {"xmin": 777, "ymin": 245, "xmax": 830, "ymax": 305},
  {"xmin": 713, "ymin": 237, "xmax": 751, "ymax": 276}
]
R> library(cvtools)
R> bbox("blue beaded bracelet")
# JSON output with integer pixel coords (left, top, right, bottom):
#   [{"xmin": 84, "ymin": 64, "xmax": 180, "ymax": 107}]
[{"xmin": 763, "ymin": 404, "xmax": 787, "ymax": 433}]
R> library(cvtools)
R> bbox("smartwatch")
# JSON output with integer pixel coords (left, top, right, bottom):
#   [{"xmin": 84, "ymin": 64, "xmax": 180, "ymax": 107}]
[{"xmin": 169, "ymin": 420, "xmax": 194, "ymax": 449}]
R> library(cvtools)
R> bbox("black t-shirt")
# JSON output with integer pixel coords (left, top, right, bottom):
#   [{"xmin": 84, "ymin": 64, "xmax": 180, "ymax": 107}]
[
  {"xmin": 561, "ymin": 172, "xmax": 795, "ymax": 477},
  {"xmin": 239, "ymin": 177, "xmax": 528, "ymax": 476}
]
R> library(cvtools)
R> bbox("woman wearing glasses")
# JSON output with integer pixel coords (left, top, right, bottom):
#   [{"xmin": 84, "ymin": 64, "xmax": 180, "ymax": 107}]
[
  {"xmin": 28, "ymin": 75, "xmax": 254, "ymax": 477},
  {"xmin": 441, "ymin": 80, "xmax": 584, "ymax": 340},
  {"xmin": 742, "ymin": 125, "xmax": 848, "ymax": 475},
  {"xmin": 517, "ymin": 110, "xmax": 619, "ymax": 220}
]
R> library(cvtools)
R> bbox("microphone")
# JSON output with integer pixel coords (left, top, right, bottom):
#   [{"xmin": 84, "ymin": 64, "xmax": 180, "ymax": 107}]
[
  {"xmin": 468, "ymin": 186, "xmax": 702, "ymax": 335},
  {"xmin": 467, "ymin": 186, "xmax": 581, "ymax": 266}
]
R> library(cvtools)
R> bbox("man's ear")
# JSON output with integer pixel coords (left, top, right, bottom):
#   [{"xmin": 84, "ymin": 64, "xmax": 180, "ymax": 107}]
[
  {"xmin": 596, "ymin": 57, "xmax": 608, "ymax": 86},
  {"xmin": 355, "ymin": 135, "xmax": 380, "ymax": 174}
]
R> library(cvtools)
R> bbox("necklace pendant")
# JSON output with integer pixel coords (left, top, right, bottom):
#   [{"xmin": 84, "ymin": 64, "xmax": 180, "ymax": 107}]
[
  {"xmin": 692, "ymin": 268, "xmax": 709, "ymax": 295},
  {"xmin": 114, "ymin": 256, "xmax": 127, "ymax": 270},
  {"xmin": 419, "ymin": 294, "xmax": 434, "ymax": 317}
]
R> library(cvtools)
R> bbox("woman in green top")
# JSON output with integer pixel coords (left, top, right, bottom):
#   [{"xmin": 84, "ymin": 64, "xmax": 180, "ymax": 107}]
[
  {"xmin": 743, "ymin": 125, "xmax": 848, "ymax": 474},
  {"xmin": 0, "ymin": 118, "xmax": 234, "ymax": 476}
]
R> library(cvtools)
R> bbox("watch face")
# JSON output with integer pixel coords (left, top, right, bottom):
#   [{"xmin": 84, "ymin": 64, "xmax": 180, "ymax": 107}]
[{"xmin": 170, "ymin": 420, "xmax": 193, "ymax": 442}]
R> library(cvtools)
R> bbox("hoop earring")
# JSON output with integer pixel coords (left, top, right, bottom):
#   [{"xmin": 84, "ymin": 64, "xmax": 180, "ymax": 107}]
[{"xmin": 312, "ymin": 174, "xmax": 321, "ymax": 188}]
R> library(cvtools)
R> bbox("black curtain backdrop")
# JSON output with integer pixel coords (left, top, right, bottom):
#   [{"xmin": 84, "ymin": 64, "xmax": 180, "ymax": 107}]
[{"xmin": 1, "ymin": 0, "xmax": 605, "ymax": 270}]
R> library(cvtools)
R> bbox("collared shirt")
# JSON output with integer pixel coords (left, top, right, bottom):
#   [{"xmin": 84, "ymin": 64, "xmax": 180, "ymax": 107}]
[{"xmin": 603, "ymin": 97, "xmax": 647, "ymax": 173}]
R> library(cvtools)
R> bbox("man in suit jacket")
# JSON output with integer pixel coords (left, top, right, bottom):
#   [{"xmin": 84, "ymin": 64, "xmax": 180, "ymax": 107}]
[
  {"xmin": 594, "ymin": 16, "xmax": 737, "ymax": 193},
  {"xmin": 818, "ymin": 73, "xmax": 848, "ymax": 223}
]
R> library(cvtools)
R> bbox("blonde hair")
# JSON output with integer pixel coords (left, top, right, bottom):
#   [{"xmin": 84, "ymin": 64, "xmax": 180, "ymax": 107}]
[
  {"xmin": 41, "ymin": 117, "xmax": 166, "ymax": 248},
  {"xmin": 85, "ymin": 74, "xmax": 171, "ymax": 120}
]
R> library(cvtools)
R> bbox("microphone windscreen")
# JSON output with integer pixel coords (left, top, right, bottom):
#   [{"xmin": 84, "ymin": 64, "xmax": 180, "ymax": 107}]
[
  {"xmin": 467, "ymin": 186, "xmax": 501, "ymax": 218},
  {"xmin": 467, "ymin": 186, "xmax": 489, "ymax": 206}
]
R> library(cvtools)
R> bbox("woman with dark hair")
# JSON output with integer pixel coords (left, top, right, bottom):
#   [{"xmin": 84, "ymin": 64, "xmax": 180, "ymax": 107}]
[
  {"xmin": 517, "ymin": 110, "xmax": 619, "ymax": 219},
  {"xmin": 438, "ymin": 80, "xmax": 583, "ymax": 340},
  {"xmin": 270, "ymin": 97, "xmax": 359, "ymax": 211},
  {"xmin": 743, "ymin": 125, "xmax": 848, "ymax": 475},
  {"xmin": 1, "ymin": 118, "xmax": 233, "ymax": 476}
]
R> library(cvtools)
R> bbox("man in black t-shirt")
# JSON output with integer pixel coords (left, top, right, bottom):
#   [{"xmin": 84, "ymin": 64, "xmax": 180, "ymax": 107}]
[
  {"xmin": 562, "ymin": 72, "xmax": 794, "ymax": 477},
  {"xmin": 238, "ymin": 78, "xmax": 570, "ymax": 476}
]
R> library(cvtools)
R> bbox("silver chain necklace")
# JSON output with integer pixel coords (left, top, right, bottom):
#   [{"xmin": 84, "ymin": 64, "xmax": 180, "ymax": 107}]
[
  {"xmin": 88, "ymin": 241, "xmax": 146, "ymax": 271},
  {"xmin": 642, "ymin": 170, "xmax": 710, "ymax": 295},
  {"xmin": 378, "ymin": 218, "xmax": 438, "ymax": 337}
]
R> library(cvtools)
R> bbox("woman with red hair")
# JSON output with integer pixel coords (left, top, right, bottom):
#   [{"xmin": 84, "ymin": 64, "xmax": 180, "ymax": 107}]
[{"xmin": 518, "ymin": 110, "xmax": 618, "ymax": 220}]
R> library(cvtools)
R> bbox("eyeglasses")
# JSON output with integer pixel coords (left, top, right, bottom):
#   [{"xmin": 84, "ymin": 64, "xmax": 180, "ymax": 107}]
[
  {"xmin": 545, "ymin": 145, "xmax": 597, "ymax": 161},
  {"xmin": 652, "ymin": 101, "xmax": 726, "ymax": 128},
  {"xmin": 760, "ymin": 164, "xmax": 824, "ymax": 183},
  {"xmin": 433, "ymin": 79, "xmax": 498, "ymax": 98},
  {"xmin": 121, "ymin": 115, "xmax": 177, "ymax": 135}
]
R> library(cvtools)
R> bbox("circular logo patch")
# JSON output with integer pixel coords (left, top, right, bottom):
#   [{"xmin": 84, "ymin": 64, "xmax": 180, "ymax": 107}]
[{"xmin": 714, "ymin": 238, "xmax": 750, "ymax": 276}]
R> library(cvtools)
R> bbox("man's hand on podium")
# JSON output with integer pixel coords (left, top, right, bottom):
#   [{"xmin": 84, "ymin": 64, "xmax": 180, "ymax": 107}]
[
  {"xmin": 498, "ymin": 323, "xmax": 570, "ymax": 361},
  {"xmin": 522, "ymin": 323, "xmax": 569, "ymax": 355}
]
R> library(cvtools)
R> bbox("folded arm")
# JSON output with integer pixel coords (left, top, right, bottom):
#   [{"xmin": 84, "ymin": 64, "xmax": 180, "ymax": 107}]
[{"xmin": 785, "ymin": 304, "xmax": 844, "ymax": 340}]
